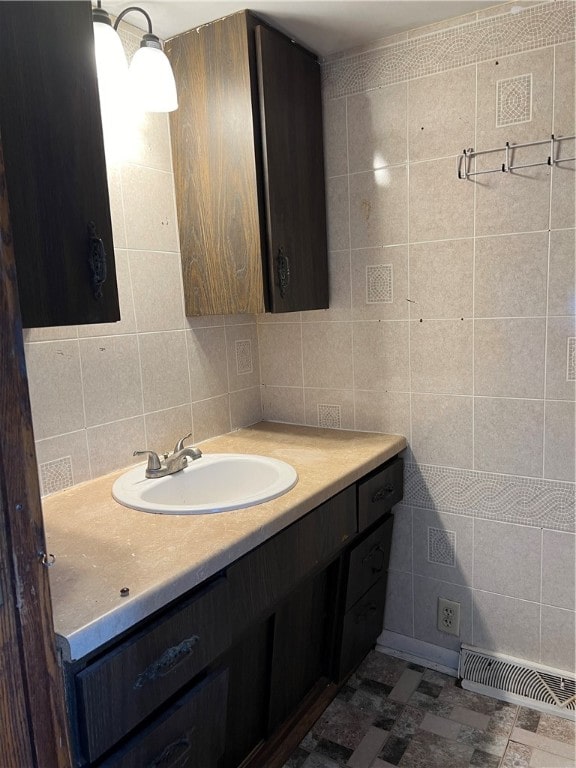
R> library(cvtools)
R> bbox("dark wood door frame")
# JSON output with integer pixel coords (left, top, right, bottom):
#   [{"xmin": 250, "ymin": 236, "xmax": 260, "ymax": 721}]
[{"xmin": 0, "ymin": 131, "xmax": 72, "ymax": 766}]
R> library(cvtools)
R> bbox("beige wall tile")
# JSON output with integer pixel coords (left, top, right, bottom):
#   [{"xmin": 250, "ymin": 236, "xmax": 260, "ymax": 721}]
[
  {"xmin": 302, "ymin": 322, "xmax": 353, "ymax": 389},
  {"xmin": 87, "ymin": 416, "xmax": 146, "ymax": 477},
  {"xmin": 540, "ymin": 606, "xmax": 575, "ymax": 673},
  {"xmin": 347, "ymin": 82, "xmax": 407, "ymax": 173},
  {"xmin": 544, "ymin": 400, "xmax": 576, "ymax": 482},
  {"xmin": 542, "ymin": 530, "xmax": 575, "ymax": 611},
  {"xmin": 139, "ymin": 331, "xmax": 189, "ymax": 412},
  {"xmin": 258, "ymin": 323, "xmax": 303, "ymax": 387},
  {"xmin": 554, "ymin": 42, "xmax": 575, "ymax": 136},
  {"xmin": 409, "ymin": 240, "xmax": 473, "ymax": 319},
  {"xmin": 79, "ymin": 335, "xmax": 143, "ymax": 427},
  {"xmin": 410, "ymin": 319, "xmax": 473, "ymax": 395},
  {"xmin": 35, "ymin": 431, "xmax": 91, "ymax": 490},
  {"xmin": 224, "ymin": 314, "xmax": 257, "ymax": 326},
  {"xmin": 474, "ymin": 318, "xmax": 546, "ymax": 398},
  {"xmin": 229, "ymin": 387, "xmax": 262, "ymax": 431},
  {"xmin": 474, "ymin": 519, "xmax": 542, "ymax": 601},
  {"xmin": 192, "ymin": 395, "xmax": 231, "ymax": 443},
  {"xmin": 475, "ymin": 2, "xmax": 545, "ymax": 21},
  {"xmin": 474, "ymin": 397, "xmax": 544, "ymax": 476},
  {"xmin": 304, "ymin": 388, "xmax": 354, "ymax": 430},
  {"xmin": 409, "ymin": 158, "xmax": 474, "ymax": 242},
  {"xmin": 121, "ymin": 164, "xmax": 179, "ymax": 252},
  {"xmin": 548, "ymin": 229, "xmax": 576, "ymax": 317},
  {"xmin": 106, "ymin": 164, "xmax": 127, "ymax": 248},
  {"xmin": 24, "ymin": 326, "xmax": 78, "ymax": 342},
  {"xmin": 388, "ymin": 505, "xmax": 412, "ymax": 573},
  {"xmin": 351, "ymin": 245, "xmax": 408, "ymax": 321},
  {"xmin": 257, "ymin": 311, "xmax": 301, "ymax": 324},
  {"xmin": 412, "ymin": 509, "xmax": 473, "ymax": 586},
  {"xmin": 302, "ymin": 250, "xmax": 352, "ymax": 323},
  {"xmin": 326, "ymin": 176, "xmax": 350, "ymax": 251},
  {"xmin": 551, "ymin": 151, "xmax": 575, "ymax": 230},
  {"xmin": 349, "ymin": 166, "xmax": 408, "ymax": 248},
  {"xmin": 25, "ymin": 340, "xmax": 85, "ymax": 440},
  {"xmin": 186, "ymin": 314, "xmax": 226, "ymax": 328},
  {"xmin": 354, "ymin": 390, "xmax": 410, "ymax": 436},
  {"xmin": 186, "ymin": 326, "xmax": 229, "ymax": 401},
  {"xmin": 225, "ymin": 323, "xmax": 260, "ymax": 392},
  {"xmin": 261, "ymin": 385, "xmax": 305, "ymax": 424},
  {"xmin": 384, "ymin": 570, "xmax": 414, "ymax": 637},
  {"xmin": 124, "ymin": 112, "xmax": 173, "ymax": 172},
  {"xmin": 408, "ymin": 66, "xmax": 476, "ymax": 163},
  {"xmin": 473, "ymin": 591, "xmax": 540, "ymax": 662},
  {"xmin": 413, "ymin": 576, "xmax": 473, "ymax": 652},
  {"xmin": 353, "ymin": 321, "xmax": 410, "ymax": 391},
  {"xmin": 475, "ymin": 146, "xmax": 552, "ymax": 237},
  {"xmin": 476, "ymin": 48, "xmax": 554, "ymax": 149},
  {"xmin": 144, "ymin": 404, "xmax": 193, "ymax": 456},
  {"xmin": 129, "ymin": 251, "xmax": 185, "ymax": 332},
  {"xmin": 411, "ymin": 394, "xmax": 473, "ymax": 468},
  {"xmin": 475, "ymin": 233, "xmax": 549, "ymax": 318},
  {"xmin": 78, "ymin": 250, "xmax": 137, "ymax": 337},
  {"xmin": 546, "ymin": 316, "xmax": 576, "ymax": 401},
  {"xmin": 322, "ymin": 96, "xmax": 348, "ymax": 178}
]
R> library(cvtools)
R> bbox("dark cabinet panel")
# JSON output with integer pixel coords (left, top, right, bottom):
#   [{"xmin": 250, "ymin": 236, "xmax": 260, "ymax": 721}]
[
  {"xmin": 357, "ymin": 457, "xmax": 404, "ymax": 531},
  {"xmin": 0, "ymin": 1, "xmax": 119, "ymax": 328},
  {"xmin": 166, "ymin": 10, "xmax": 329, "ymax": 316},
  {"xmin": 345, "ymin": 514, "xmax": 393, "ymax": 611}
]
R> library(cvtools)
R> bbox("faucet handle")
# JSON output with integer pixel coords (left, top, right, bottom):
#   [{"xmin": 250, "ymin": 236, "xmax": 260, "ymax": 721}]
[
  {"xmin": 133, "ymin": 450, "xmax": 162, "ymax": 471},
  {"xmin": 173, "ymin": 432, "xmax": 193, "ymax": 453}
]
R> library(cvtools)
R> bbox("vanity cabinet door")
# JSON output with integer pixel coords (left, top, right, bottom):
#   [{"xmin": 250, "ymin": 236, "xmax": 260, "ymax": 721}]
[
  {"xmin": 0, "ymin": 1, "xmax": 119, "ymax": 328},
  {"xmin": 357, "ymin": 457, "xmax": 403, "ymax": 531}
]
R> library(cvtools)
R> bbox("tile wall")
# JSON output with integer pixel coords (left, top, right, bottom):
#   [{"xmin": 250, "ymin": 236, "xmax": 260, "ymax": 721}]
[
  {"xmin": 260, "ymin": 0, "xmax": 576, "ymax": 671},
  {"xmin": 24, "ymin": 25, "xmax": 262, "ymax": 491}
]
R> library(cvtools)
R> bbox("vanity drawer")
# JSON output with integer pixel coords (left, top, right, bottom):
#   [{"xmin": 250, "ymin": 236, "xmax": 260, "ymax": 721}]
[
  {"xmin": 99, "ymin": 668, "xmax": 228, "ymax": 768},
  {"xmin": 357, "ymin": 457, "xmax": 403, "ymax": 531},
  {"xmin": 345, "ymin": 514, "xmax": 393, "ymax": 611},
  {"xmin": 76, "ymin": 577, "xmax": 230, "ymax": 762},
  {"xmin": 337, "ymin": 578, "xmax": 388, "ymax": 681}
]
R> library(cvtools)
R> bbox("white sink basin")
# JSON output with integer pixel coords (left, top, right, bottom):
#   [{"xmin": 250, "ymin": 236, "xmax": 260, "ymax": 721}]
[{"xmin": 112, "ymin": 453, "xmax": 298, "ymax": 515}]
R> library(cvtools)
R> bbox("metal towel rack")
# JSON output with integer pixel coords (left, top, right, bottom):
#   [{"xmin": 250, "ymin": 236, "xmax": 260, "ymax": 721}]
[{"xmin": 457, "ymin": 134, "xmax": 575, "ymax": 179}]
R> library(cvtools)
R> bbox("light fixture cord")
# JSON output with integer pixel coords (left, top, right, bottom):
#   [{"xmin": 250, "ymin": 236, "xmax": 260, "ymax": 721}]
[{"xmin": 113, "ymin": 6, "xmax": 153, "ymax": 34}]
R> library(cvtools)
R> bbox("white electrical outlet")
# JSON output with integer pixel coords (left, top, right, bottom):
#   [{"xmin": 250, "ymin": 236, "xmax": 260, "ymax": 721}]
[{"xmin": 437, "ymin": 597, "xmax": 460, "ymax": 636}]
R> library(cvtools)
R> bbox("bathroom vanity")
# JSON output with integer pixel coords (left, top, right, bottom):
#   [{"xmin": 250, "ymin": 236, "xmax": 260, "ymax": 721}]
[{"xmin": 42, "ymin": 423, "xmax": 405, "ymax": 767}]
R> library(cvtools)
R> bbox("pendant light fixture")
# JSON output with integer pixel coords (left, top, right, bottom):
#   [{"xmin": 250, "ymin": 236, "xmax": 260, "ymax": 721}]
[{"xmin": 92, "ymin": 3, "xmax": 178, "ymax": 113}]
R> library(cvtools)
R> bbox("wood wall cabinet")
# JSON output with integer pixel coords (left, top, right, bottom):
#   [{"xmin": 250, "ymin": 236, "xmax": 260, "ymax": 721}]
[
  {"xmin": 166, "ymin": 11, "xmax": 329, "ymax": 316},
  {"xmin": 63, "ymin": 456, "xmax": 403, "ymax": 768},
  {"xmin": 0, "ymin": 1, "xmax": 119, "ymax": 328}
]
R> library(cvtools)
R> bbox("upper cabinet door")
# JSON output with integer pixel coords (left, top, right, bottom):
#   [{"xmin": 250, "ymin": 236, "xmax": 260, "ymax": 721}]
[
  {"xmin": 0, "ymin": 1, "xmax": 119, "ymax": 328},
  {"xmin": 255, "ymin": 24, "xmax": 329, "ymax": 313}
]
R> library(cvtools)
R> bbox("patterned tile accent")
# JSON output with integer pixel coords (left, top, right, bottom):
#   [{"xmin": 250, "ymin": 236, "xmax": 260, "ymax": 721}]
[
  {"xmin": 405, "ymin": 463, "xmax": 576, "ymax": 533},
  {"xmin": 428, "ymin": 527, "xmax": 456, "ymax": 566},
  {"xmin": 366, "ymin": 265, "xmax": 393, "ymax": 304},
  {"xmin": 235, "ymin": 339, "xmax": 253, "ymax": 375},
  {"xmin": 322, "ymin": 2, "xmax": 575, "ymax": 98},
  {"xmin": 40, "ymin": 456, "xmax": 73, "ymax": 496},
  {"xmin": 567, "ymin": 337, "xmax": 576, "ymax": 381},
  {"xmin": 496, "ymin": 74, "xmax": 532, "ymax": 127},
  {"xmin": 318, "ymin": 404, "xmax": 342, "ymax": 429}
]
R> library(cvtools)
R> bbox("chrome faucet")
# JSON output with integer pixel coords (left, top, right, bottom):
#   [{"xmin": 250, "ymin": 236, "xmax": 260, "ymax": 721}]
[{"xmin": 134, "ymin": 433, "xmax": 202, "ymax": 479}]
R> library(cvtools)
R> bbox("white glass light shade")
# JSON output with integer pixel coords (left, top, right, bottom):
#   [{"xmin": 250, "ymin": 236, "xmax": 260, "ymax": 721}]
[
  {"xmin": 129, "ymin": 46, "xmax": 178, "ymax": 112},
  {"xmin": 93, "ymin": 20, "xmax": 128, "ymax": 93}
]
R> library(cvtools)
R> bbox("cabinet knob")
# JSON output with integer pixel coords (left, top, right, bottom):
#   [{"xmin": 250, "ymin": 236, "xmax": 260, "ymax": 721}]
[
  {"xmin": 133, "ymin": 635, "xmax": 199, "ymax": 689},
  {"xmin": 277, "ymin": 247, "xmax": 290, "ymax": 298},
  {"xmin": 87, "ymin": 221, "xmax": 108, "ymax": 300},
  {"xmin": 371, "ymin": 485, "xmax": 394, "ymax": 504},
  {"xmin": 146, "ymin": 736, "xmax": 191, "ymax": 768}
]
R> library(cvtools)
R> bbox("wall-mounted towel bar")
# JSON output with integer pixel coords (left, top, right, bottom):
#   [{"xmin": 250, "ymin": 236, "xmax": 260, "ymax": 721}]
[{"xmin": 457, "ymin": 134, "xmax": 575, "ymax": 179}]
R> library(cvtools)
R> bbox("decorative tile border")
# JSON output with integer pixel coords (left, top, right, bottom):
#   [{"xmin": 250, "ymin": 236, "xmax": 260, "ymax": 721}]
[
  {"xmin": 405, "ymin": 463, "xmax": 576, "ymax": 532},
  {"xmin": 322, "ymin": 1, "xmax": 575, "ymax": 99}
]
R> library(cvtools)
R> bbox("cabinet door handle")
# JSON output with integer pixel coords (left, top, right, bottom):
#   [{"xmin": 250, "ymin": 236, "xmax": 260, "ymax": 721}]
[
  {"xmin": 361, "ymin": 543, "xmax": 386, "ymax": 574},
  {"xmin": 87, "ymin": 221, "xmax": 108, "ymax": 300},
  {"xmin": 355, "ymin": 603, "xmax": 378, "ymax": 624},
  {"xmin": 133, "ymin": 635, "xmax": 199, "ymax": 689},
  {"xmin": 146, "ymin": 736, "xmax": 192, "ymax": 768},
  {"xmin": 277, "ymin": 247, "xmax": 290, "ymax": 298},
  {"xmin": 371, "ymin": 485, "xmax": 394, "ymax": 503}
]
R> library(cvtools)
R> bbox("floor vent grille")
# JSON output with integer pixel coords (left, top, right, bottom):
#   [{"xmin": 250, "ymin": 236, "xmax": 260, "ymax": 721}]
[{"xmin": 459, "ymin": 646, "xmax": 576, "ymax": 712}]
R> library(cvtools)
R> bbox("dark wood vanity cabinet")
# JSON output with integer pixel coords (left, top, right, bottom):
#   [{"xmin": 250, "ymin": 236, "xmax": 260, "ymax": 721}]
[
  {"xmin": 65, "ymin": 457, "xmax": 403, "ymax": 767},
  {"xmin": 0, "ymin": 1, "xmax": 119, "ymax": 328},
  {"xmin": 165, "ymin": 11, "xmax": 329, "ymax": 317}
]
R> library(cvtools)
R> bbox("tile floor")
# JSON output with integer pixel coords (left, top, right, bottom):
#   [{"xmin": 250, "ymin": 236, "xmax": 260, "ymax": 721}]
[{"xmin": 283, "ymin": 651, "xmax": 576, "ymax": 768}]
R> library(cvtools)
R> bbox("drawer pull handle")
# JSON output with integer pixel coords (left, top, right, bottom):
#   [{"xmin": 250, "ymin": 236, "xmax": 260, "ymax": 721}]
[
  {"xmin": 361, "ymin": 543, "xmax": 387, "ymax": 574},
  {"xmin": 146, "ymin": 736, "xmax": 192, "ymax": 768},
  {"xmin": 355, "ymin": 603, "xmax": 378, "ymax": 623},
  {"xmin": 371, "ymin": 485, "xmax": 394, "ymax": 503},
  {"xmin": 134, "ymin": 636, "xmax": 199, "ymax": 689}
]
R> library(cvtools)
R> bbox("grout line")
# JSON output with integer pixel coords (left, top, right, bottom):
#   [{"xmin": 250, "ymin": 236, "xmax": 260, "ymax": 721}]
[{"xmin": 472, "ymin": 60, "xmax": 478, "ymax": 473}]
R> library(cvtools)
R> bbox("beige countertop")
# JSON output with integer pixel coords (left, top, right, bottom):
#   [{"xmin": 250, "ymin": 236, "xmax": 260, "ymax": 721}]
[{"xmin": 42, "ymin": 422, "xmax": 406, "ymax": 662}]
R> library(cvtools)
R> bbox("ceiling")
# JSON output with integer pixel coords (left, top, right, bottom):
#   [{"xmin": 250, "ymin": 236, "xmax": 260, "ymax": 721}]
[{"xmin": 105, "ymin": 0, "xmax": 514, "ymax": 58}]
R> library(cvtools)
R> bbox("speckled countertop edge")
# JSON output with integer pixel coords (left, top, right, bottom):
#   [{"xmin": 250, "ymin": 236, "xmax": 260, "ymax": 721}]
[{"xmin": 42, "ymin": 422, "xmax": 406, "ymax": 662}]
